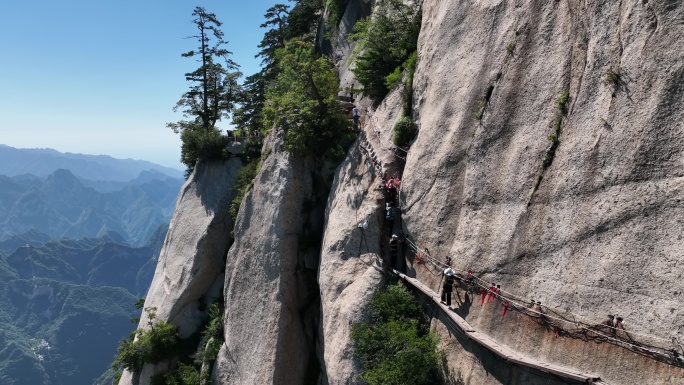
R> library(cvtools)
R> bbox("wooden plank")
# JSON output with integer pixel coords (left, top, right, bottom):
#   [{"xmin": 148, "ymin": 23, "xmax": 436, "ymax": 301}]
[{"xmin": 394, "ymin": 271, "xmax": 605, "ymax": 384}]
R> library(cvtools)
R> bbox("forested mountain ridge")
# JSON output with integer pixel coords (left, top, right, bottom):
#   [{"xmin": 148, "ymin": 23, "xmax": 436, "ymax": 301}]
[
  {"xmin": 0, "ymin": 168, "xmax": 181, "ymax": 246},
  {"xmin": 0, "ymin": 227, "xmax": 165, "ymax": 385},
  {"xmin": 0, "ymin": 147, "xmax": 180, "ymax": 384}
]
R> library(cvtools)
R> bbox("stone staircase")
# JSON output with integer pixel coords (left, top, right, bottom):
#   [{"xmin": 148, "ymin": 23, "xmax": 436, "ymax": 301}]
[{"xmin": 357, "ymin": 130, "xmax": 385, "ymax": 177}]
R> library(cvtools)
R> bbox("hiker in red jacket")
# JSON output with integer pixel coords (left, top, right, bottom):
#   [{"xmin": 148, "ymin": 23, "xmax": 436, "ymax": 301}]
[{"xmin": 386, "ymin": 177, "xmax": 400, "ymax": 203}]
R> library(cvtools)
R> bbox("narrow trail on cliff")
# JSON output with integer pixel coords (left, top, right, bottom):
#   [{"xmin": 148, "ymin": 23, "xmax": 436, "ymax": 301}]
[
  {"xmin": 400, "ymin": 233, "xmax": 684, "ymax": 368},
  {"xmin": 395, "ymin": 270, "xmax": 605, "ymax": 384},
  {"xmin": 352, "ymin": 106, "xmax": 684, "ymax": 375}
]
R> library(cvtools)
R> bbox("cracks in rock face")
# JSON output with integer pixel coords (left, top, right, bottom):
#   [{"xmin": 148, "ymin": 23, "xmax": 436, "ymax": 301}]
[
  {"xmin": 643, "ymin": 1, "xmax": 659, "ymax": 48},
  {"xmin": 527, "ymin": 0, "xmax": 593, "ymax": 206},
  {"xmin": 565, "ymin": 0, "xmax": 589, "ymax": 116},
  {"xmin": 617, "ymin": 0, "xmax": 625, "ymax": 59},
  {"xmin": 474, "ymin": 84, "xmax": 496, "ymax": 123},
  {"xmin": 528, "ymin": 103, "xmax": 565, "ymax": 206}
]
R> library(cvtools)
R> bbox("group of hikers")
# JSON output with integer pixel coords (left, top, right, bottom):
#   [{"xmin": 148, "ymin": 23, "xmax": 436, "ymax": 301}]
[
  {"xmin": 596, "ymin": 314, "xmax": 632, "ymax": 341},
  {"xmin": 225, "ymin": 129, "xmax": 264, "ymax": 142},
  {"xmin": 377, "ymin": 167, "xmax": 681, "ymax": 366},
  {"xmin": 377, "ymin": 170, "xmax": 682, "ymax": 366},
  {"xmin": 441, "ymin": 275, "xmax": 506, "ymax": 313},
  {"xmin": 437, "ymin": 263, "xmax": 640, "ymax": 345},
  {"xmin": 383, "ymin": 176, "xmax": 402, "ymax": 269},
  {"xmin": 380, "ymin": 172, "xmax": 637, "ymax": 343}
]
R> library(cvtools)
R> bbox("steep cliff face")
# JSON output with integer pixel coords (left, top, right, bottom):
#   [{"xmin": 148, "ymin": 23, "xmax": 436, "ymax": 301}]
[
  {"xmin": 123, "ymin": 1, "xmax": 684, "ymax": 384},
  {"xmin": 215, "ymin": 132, "xmax": 331, "ymax": 385},
  {"xmin": 118, "ymin": 158, "xmax": 241, "ymax": 385},
  {"xmin": 317, "ymin": 137, "xmax": 387, "ymax": 385},
  {"xmin": 398, "ymin": 0, "xmax": 684, "ymax": 384}
]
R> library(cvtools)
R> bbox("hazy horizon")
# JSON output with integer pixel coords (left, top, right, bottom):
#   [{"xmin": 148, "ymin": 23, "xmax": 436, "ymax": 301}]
[
  {"xmin": 0, "ymin": 0, "xmax": 283, "ymax": 169},
  {"xmin": 0, "ymin": 143, "xmax": 185, "ymax": 171}
]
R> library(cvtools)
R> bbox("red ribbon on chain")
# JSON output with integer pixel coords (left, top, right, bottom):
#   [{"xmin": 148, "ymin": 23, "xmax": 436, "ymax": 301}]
[{"xmin": 501, "ymin": 301, "xmax": 510, "ymax": 319}]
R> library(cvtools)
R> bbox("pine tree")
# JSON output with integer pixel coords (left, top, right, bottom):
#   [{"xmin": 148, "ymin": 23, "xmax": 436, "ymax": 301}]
[
  {"xmin": 167, "ymin": 6, "xmax": 241, "ymax": 133},
  {"xmin": 231, "ymin": 4, "xmax": 290, "ymax": 137},
  {"xmin": 256, "ymin": 4, "xmax": 290, "ymax": 75},
  {"xmin": 167, "ymin": 7, "xmax": 242, "ymax": 170}
]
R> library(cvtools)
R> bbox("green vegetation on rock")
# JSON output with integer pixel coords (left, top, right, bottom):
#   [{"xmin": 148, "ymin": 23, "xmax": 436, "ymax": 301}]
[
  {"xmin": 555, "ymin": 91, "xmax": 570, "ymax": 113},
  {"xmin": 352, "ymin": 282, "xmax": 442, "ymax": 385},
  {"xmin": 179, "ymin": 128, "xmax": 229, "ymax": 175},
  {"xmin": 264, "ymin": 41, "xmax": 355, "ymax": 159},
  {"xmin": 167, "ymin": 6, "xmax": 242, "ymax": 173},
  {"xmin": 151, "ymin": 363, "xmax": 200, "ymax": 385},
  {"xmin": 112, "ymin": 307, "xmax": 179, "ymax": 374},
  {"xmin": 351, "ymin": 0, "xmax": 421, "ymax": 102},
  {"xmin": 123, "ymin": 302, "xmax": 225, "ymax": 385},
  {"xmin": 230, "ymin": 149, "xmax": 270, "ymax": 222},
  {"xmin": 325, "ymin": 0, "xmax": 347, "ymax": 32},
  {"xmin": 604, "ymin": 67, "xmax": 621, "ymax": 87},
  {"xmin": 392, "ymin": 116, "xmax": 416, "ymax": 147},
  {"xmin": 506, "ymin": 41, "xmax": 515, "ymax": 56}
]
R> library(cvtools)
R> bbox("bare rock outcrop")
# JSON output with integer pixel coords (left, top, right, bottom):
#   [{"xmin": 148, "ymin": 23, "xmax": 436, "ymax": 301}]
[
  {"xmin": 329, "ymin": 0, "xmax": 372, "ymax": 91},
  {"xmin": 317, "ymin": 139, "xmax": 386, "ymax": 385},
  {"xmin": 119, "ymin": 1, "xmax": 684, "ymax": 384},
  {"xmin": 398, "ymin": 0, "xmax": 684, "ymax": 383},
  {"xmin": 215, "ymin": 133, "xmax": 322, "ymax": 385},
  {"xmin": 118, "ymin": 158, "xmax": 241, "ymax": 385}
]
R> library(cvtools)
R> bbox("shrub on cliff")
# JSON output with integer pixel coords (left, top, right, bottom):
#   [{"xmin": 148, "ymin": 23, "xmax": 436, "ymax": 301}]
[
  {"xmin": 150, "ymin": 363, "xmax": 199, "ymax": 385},
  {"xmin": 179, "ymin": 128, "xmax": 229, "ymax": 175},
  {"xmin": 112, "ymin": 307, "xmax": 179, "ymax": 375},
  {"xmin": 392, "ymin": 116, "xmax": 416, "ymax": 147},
  {"xmin": 352, "ymin": 283, "xmax": 442, "ymax": 385}
]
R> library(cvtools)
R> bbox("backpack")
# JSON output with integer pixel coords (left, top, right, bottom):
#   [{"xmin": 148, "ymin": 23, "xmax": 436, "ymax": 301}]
[{"xmin": 386, "ymin": 208, "xmax": 395, "ymax": 221}]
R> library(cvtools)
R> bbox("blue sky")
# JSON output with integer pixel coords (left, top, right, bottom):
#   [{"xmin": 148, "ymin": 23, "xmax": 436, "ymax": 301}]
[{"xmin": 0, "ymin": 0, "xmax": 283, "ymax": 169}]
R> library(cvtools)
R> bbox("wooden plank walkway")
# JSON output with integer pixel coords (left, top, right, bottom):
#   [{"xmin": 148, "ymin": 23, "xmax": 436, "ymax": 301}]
[{"xmin": 395, "ymin": 271, "xmax": 606, "ymax": 384}]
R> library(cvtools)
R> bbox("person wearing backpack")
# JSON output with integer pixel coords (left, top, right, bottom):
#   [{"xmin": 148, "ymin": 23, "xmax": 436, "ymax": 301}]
[
  {"xmin": 386, "ymin": 202, "xmax": 398, "ymax": 236},
  {"xmin": 389, "ymin": 234, "xmax": 400, "ymax": 269},
  {"xmin": 352, "ymin": 105, "xmax": 360, "ymax": 128},
  {"xmin": 441, "ymin": 269, "xmax": 456, "ymax": 307}
]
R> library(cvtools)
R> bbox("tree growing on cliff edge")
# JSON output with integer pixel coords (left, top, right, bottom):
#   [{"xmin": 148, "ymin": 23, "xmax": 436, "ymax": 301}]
[
  {"xmin": 112, "ymin": 307, "xmax": 179, "ymax": 375},
  {"xmin": 263, "ymin": 41, "xmax": 354, "ymax": 159},
  {"xmin": 232, "ymin": 4, "xmax": 290, "ymax": 138},
  {"xmin": 351, "ymin": 0, "xmax": 421, "ymax": 102},
  {"xmin": 167, "ymin": 7, "xmax": 242, "ymax": 171},
  {"xmin": 285, "ymin": 0, "xmax": 324, "ymax": 40},
  {"xmin": 232, "ymin": 1, "xmax": 331, "ymax": 143},
  {"xmin": 257, "ymin": 4, "xmax": 290, "ymax": 76}
]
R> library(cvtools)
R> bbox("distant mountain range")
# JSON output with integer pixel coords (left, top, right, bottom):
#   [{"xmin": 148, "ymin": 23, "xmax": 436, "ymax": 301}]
[
  {"xmin": 0, "ymin": 168, "xmax": 182, "ymax": 246},
  {"xmin": 0, "ymin": 145, "xmax": 181, "ymax": 384},
  {"xmin": 0, "ymin": 228, "xmax": 165, "ymax": 385},
  {"xmin": 0, "ymin": 144, "xmax": 183, "ymax": 182}
]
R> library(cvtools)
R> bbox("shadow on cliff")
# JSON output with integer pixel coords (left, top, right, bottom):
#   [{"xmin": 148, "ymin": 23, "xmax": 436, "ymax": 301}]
[
  {"xmin": 410, "ymin": 287, "xmax": 588, "ymax": 385},
  {"xmin": 191, "ymin": 158, "xmax": 242, "ymax": 217}
]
